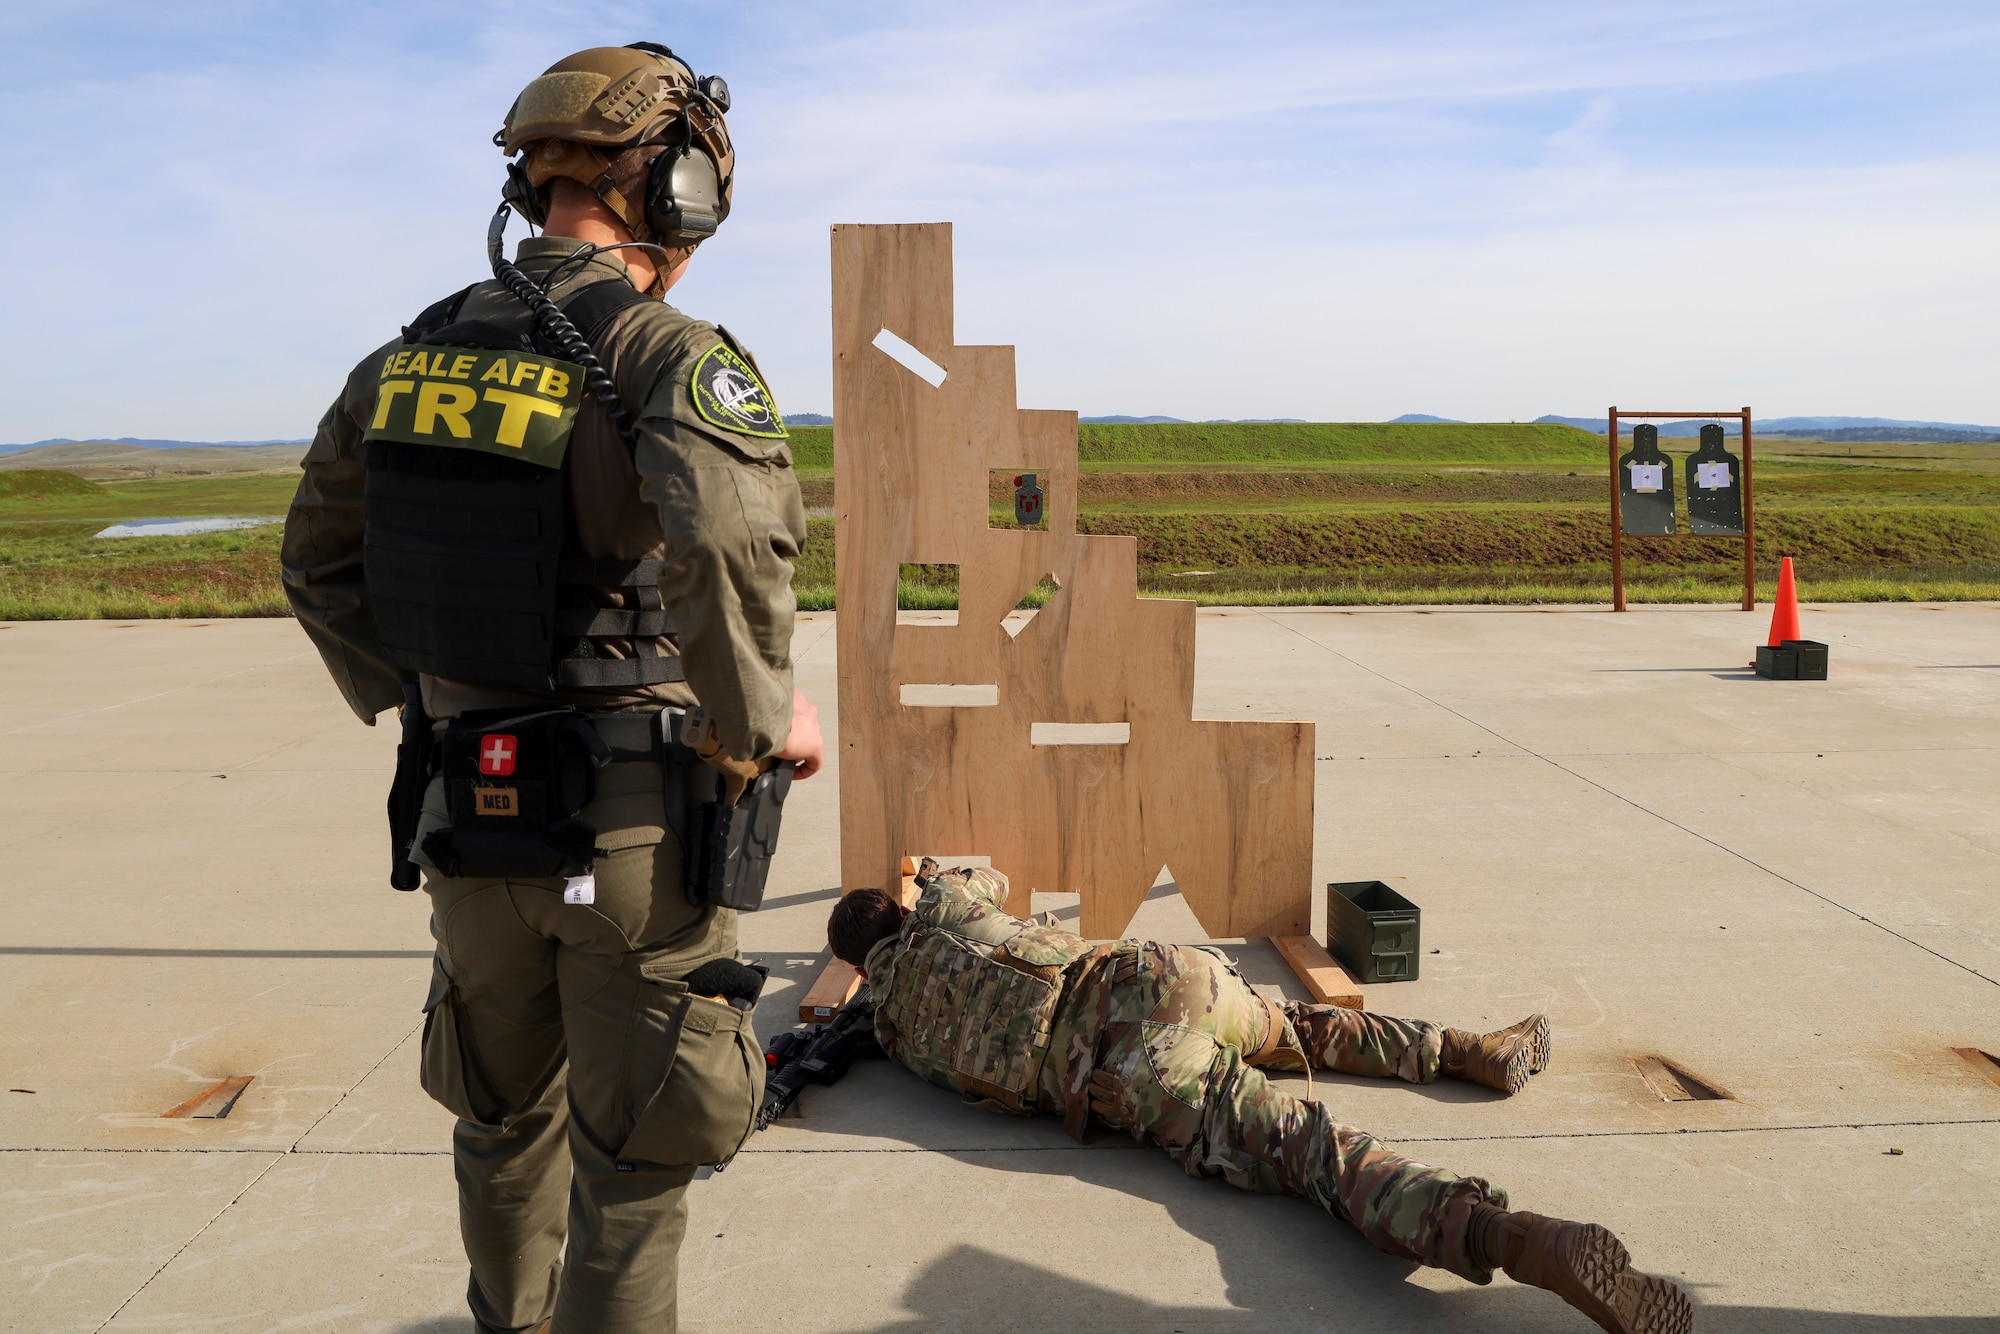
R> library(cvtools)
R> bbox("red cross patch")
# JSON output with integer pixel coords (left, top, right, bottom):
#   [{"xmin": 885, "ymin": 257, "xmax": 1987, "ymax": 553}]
[{"xmin": 478, "ymin": 734, "xmax": 518, "ymax": 776}]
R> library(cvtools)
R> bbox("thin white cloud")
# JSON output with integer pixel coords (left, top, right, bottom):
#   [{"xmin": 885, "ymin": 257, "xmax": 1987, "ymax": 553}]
[{"xmin": 1, "ymin": 0, "xmax": 1996, "ymax": 438}]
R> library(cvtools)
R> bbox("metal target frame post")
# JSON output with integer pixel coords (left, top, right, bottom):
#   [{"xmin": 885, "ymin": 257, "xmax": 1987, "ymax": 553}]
[{"xmin": 1608, "ymin": 407, "xmax": 1755, "ymax": 613}]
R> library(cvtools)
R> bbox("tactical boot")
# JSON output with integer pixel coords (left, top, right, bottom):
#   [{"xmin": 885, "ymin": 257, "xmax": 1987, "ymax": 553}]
[
  {"xmin": 1440, "ymin": 1013, "xmax": 1548, "ymax": 1095},
  {"xmin": 1496, "ymin": 1010, "xmax": 1552, "ymax": 1074},
  {"xmin": 1471, "ymin": 1205, "xmax": 1692, "ymax": 1334}
]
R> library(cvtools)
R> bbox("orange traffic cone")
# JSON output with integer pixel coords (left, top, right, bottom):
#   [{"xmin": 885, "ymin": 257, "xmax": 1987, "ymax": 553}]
[{"xmin": 1765, "ymin": 557, "xmax": 1801, "ymax": 646}]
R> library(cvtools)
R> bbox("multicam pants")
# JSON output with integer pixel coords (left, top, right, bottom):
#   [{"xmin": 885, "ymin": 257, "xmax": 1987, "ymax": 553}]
[{"xmin": 1047, "ymin": 943, "xmax": 1505, "ymax": 1283}]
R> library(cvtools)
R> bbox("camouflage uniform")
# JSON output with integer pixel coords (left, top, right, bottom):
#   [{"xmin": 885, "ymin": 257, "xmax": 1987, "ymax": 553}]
[{"xmin": 865, "ymin": 869, "xmax": 1506, "ymax": 1284}]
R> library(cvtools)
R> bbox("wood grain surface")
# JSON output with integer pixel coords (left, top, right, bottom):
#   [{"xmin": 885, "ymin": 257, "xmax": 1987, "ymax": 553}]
[{"xmin": 833, "ymin": 223, "xmax": 1314, "ymax": 940}]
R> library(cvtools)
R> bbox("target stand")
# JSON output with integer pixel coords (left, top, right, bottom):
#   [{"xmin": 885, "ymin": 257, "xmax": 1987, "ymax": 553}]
[{"xmin": 1608, "ymin": 407, "xmax": 1757, "ymax": 612}]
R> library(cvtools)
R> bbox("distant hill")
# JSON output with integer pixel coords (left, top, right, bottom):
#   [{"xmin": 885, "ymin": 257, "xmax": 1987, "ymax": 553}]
[
  {"xmin": 0, "ymin": 441, "xmax": 307, "ymax": 477},
  {"xmin": 0, "ymin": 436, "xmax": 310, "ymax": 455},
  {"xmin": 1762, "ymin": 427, "xmax": 2000, "ymax": 444},
  {"xmin": 0, "ymin": 469, "xmax": 103, "ymax": 500},
  {"xmin": 1387, "ymin": 414, "xmax": 1464, "ymax": 424},
  {"xmin": 1536, "ymin": 413, "xmax": 2000, "ymax": 438}
]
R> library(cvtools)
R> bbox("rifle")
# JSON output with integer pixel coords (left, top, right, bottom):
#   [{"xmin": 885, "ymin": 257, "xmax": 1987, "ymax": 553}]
[{"xmin": 754, "ymin": 995, "xmax": 881, "ymax": 1132}]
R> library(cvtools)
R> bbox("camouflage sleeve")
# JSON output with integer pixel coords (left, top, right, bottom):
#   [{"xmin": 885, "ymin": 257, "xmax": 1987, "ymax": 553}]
[
  {"xmin": 961, "ymin": 867, "xmax": 1014, "ymax": 910},
  {"xmin": 920, "ymin": 873, "xmax": 1018, "ymax": 933},
  {"xmin": 626, "ymin": 321, "xmax": 806, "ymax": 762},
  {"xmin": 280, "ymin": 343, "xmax": 405, "ymax": 724}
]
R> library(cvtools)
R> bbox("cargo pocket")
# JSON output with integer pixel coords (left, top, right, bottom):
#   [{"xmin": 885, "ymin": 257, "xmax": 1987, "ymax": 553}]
[
  {"xmin": 419, "ymin": 956, "xmax": 500, "ymax": 1125},
  {"xmin": 620, "ymin": 985, "xmax": 765, "ymax": 1169}
]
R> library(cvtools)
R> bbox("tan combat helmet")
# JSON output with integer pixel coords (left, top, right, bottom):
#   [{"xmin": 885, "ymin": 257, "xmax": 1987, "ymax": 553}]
[{"xmin": 498, "ymin": 43, "xmax": 734, "ymax": 254}]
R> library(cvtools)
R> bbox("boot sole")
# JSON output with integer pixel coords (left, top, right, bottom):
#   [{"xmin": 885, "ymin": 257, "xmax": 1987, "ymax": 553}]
[
  {"xmin": 1495, "ymin": 1039, "xmax": 1532, "ymax": 1095},
  {"xmin": 1557, "ymin": 1223, "xmax": 1693, "ymax": 1334},
  {"xmin": 1523, "ymin": 1014, "xmax": 1551, "ymax": 1075},
  {"xmin": 1500, "ymin": 1013, "xmax": 1551, "ymax": 1075}
]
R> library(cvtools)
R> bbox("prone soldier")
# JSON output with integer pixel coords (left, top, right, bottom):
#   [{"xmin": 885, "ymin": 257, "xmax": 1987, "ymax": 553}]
[
  {"xmin": 828, "ymin": 864, "xmax": 1693, "ymax": 1334},
  {"xmin": 284, "ymin": 41, "xmax": 817, "ymax": 1334}
]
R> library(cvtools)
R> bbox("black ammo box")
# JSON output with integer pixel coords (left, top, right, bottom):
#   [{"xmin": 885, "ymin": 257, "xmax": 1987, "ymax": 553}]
[
  {"xmin": 1327, "ymin": 880, "xmax": 1421, "ymax": 983},
  {"xmin": 1756, "ymin": 639, "xmax": 1829, "ymax": 680}
]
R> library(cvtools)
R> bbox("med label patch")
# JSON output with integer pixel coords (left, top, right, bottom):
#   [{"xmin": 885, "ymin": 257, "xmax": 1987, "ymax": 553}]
[
  {"xmin": 364, "ymin": 344, "xmax": 584, "ymax": 468},
  {"xmin": 690, "ymin": 342, "xmax": 786, "ymax": 440}
]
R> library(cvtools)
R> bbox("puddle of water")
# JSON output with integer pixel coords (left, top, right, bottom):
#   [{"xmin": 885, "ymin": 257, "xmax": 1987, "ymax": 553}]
[{"xmin": 95, "ymin": 516, "xmax": 281, "ymax": 539}]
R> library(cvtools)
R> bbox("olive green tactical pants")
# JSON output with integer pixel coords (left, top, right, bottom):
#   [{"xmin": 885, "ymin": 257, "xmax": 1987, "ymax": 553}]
[{"xmin": 415, "ymin": 761, "xmax": 762, "ymax": 1334}]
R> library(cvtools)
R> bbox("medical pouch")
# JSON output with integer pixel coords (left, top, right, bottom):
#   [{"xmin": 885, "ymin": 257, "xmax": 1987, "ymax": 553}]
[{"xmin": 421, "ymin": 709, "xmax": 610, "ymax": 879}]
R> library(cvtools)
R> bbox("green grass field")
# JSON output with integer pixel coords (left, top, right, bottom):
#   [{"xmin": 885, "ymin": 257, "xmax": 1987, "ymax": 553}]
[
  {"xmin": 0, "ymin": 471, "xmax": 293, "ymax": 619},
  {"xmin": 5, "ymin": 419, "xmax": 1997, "ymax": 620}
]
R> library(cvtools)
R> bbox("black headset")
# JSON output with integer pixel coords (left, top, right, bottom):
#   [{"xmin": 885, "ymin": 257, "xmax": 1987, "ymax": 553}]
[{"xmin": 502, "ymin": 42, "xmax": 733, "ymax": 251}]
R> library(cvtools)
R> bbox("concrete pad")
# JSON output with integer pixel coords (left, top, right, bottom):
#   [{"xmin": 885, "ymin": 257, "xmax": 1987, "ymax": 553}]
[
  {"xmin": 684, "ymin": 1120, "xmax": 2000, "ymax": 1332},
  {"xmin": 2, "ymin": 605, "xmax": 1996, "ymax": 1330},
  {"xmin": 0, "ymin": 950, "xmax": 430, "ymax": 1152},
  {"xmin": 0, "ymin": 1149, "xmax": 280, "ymax": 1333},
  {"xmin": 98, "ymin": 1151, "xmax": 463, "ymax": 1332}
]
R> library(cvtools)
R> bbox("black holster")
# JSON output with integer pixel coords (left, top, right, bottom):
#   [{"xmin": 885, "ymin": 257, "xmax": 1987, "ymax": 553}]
[
  {"xmin": 683, "ymin": 757, "xmax": 794, "ymax": 912},
  {"xmin": 386, "ymin": 682, "xmax": 436, "ymax": 891}
]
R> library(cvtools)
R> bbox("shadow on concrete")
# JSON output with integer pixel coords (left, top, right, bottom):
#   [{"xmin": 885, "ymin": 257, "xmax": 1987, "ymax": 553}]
[
  {"xmin": 756, "ymin": 883, "xmax": 847, "ymax": 911},
  {"xmin": 1595, "ymin": 666, "xmax": 1756, "ymax": 674},
  {"xmin": 807, "ymin": 1239, "xmax": 1995, "ymax": 1333}
]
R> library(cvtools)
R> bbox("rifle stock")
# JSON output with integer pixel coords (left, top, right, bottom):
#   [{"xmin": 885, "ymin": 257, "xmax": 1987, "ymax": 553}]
[{"xmin": 754, "ymin": 995, "xmax": 881, "ymax": 1132}]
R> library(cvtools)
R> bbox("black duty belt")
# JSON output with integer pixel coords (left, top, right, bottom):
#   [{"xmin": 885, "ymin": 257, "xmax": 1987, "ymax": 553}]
[
  {"xmin": 588, "ymin": 707, "xmax": 678, "ymax": 765},
  {"xmin": 397, "ymin": 702, "xmax": 791, "ymax": 913}
]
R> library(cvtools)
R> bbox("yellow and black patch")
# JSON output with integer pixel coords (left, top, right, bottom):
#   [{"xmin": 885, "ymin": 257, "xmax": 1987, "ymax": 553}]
[
  {"xmin": 363, "ymin": 343, "xmax": 585, "ymax": 469},
  {"xmin": 689, "ymin": 342, "xmax": 786, "ymax": 440}
]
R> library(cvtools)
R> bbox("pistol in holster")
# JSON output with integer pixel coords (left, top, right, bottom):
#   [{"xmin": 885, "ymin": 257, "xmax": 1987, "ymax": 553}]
[{"xmin": 669, "ymin": 707, "xmax": 794, "ymax": 913}]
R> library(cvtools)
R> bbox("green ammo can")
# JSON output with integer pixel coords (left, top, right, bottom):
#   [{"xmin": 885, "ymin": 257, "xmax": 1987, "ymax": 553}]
[
  {"xmin": 1755, "ymin": 643, "xmax": 1799, "ymax": 679},
  {"xmin": 1784, "ymin": 639, "xmax": 1829, "ymax": 680},
  {"xmin": 1327, "ymin": 880, "xmax": 1421, "ymax": 983}
]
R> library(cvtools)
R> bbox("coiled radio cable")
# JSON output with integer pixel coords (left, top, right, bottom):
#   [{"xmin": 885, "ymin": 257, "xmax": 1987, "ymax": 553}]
[{"xmin": 486, "ymin": 203, "xmax": 636, "ymax": 449}]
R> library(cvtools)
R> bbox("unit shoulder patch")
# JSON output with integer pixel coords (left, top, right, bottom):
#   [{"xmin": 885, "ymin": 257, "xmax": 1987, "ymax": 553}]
[{"xmin": 689, "ymin": 341, "xmax": 787, "ymax": 440}]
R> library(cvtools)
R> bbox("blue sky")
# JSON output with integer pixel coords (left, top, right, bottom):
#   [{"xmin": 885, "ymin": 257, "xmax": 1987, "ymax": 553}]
[{"xmin": 2, "ymin": 1, "xmax": 1996, "ymax": 440}]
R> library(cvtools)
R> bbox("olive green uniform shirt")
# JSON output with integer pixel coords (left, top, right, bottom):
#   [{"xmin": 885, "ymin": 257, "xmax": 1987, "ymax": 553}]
[{"xmin": 282, "ymin": 237, "xmax": 806, "ymax": 761}]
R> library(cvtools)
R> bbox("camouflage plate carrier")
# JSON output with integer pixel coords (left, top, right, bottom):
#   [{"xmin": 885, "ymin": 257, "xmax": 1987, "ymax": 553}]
[{"xmin": 864, "ymin": 868, "xmax": 1101, "ymax": 1111}]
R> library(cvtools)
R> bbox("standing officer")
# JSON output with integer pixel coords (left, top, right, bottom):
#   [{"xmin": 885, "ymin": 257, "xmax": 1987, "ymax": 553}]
[{"xmin": 283, "ymin": 43, "xmax": 819, "ymax": 1334}]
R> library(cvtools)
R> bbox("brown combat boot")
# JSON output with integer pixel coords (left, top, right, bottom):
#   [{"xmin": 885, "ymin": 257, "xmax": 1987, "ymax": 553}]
[
  {"xmin": 1471, "ymin": 1205, "xmax": 1692, "ymax": 1334},
  {"xmin": 1440, "ymin": 1013, "xmax": 1549, "ymax": 1094},
  {"xmin": 1496, "ymin": 1010, "xmax": 1552, "ymax": 1074}
]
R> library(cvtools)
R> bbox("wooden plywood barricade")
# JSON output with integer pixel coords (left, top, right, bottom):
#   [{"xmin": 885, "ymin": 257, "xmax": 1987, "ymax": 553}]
[{"xmin": 832, "ymin": 222, "xmax": 1313, "ymax": 941}]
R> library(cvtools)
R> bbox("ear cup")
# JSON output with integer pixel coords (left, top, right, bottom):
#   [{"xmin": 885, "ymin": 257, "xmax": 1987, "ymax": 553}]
[
  {"xmin": 643, "ymin": 144, "xmax": 726, "ymax": 248},
  {"xmin": 502, "ymin": 159, "xmax": 548, "ymax": 229}
]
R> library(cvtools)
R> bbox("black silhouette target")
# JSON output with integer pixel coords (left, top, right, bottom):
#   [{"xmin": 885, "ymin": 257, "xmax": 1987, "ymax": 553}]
[
  {"xmin": 1618, "ymin": 425, "xmax": 1677, "ymax": 536},
  {"xmin": 1685, "ymin": 424, "xmax": 1744, "ymax": 536}
]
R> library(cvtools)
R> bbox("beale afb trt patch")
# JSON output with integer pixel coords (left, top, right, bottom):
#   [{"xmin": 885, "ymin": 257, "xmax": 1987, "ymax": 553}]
[
  {"xmin": 689, "ymin": 342, "xmax": 787, "ymax": 440},
  {"xmin": 364, "ymin": 345, "xmax": 583, "ymax": 469}
]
